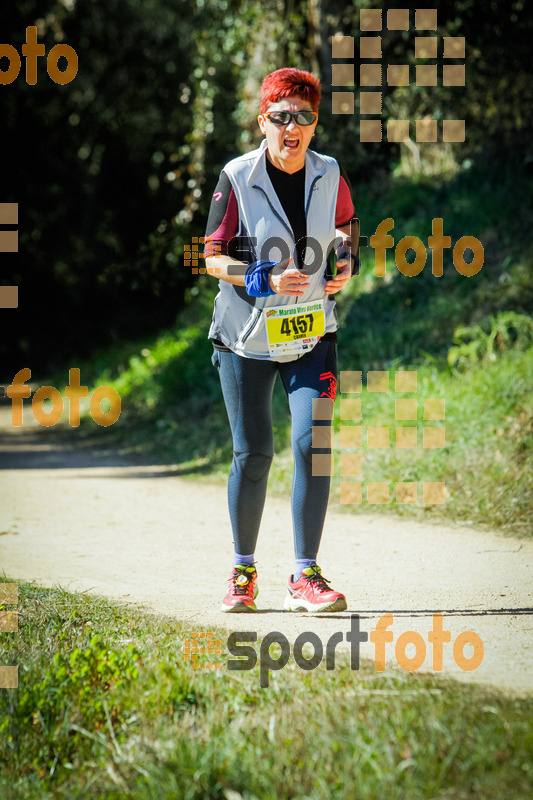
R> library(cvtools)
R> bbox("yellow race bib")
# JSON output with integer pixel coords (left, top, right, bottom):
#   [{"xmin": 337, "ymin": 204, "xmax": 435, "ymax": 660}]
[{"xmin": 264, "ymin": 300, "xmax": 325, "ymax": 357}]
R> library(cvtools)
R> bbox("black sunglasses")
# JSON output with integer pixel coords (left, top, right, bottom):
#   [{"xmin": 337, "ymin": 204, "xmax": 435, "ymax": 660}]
[{"xmin": 263, "ymin": 110, "xmax": 317, "ymax": 126}]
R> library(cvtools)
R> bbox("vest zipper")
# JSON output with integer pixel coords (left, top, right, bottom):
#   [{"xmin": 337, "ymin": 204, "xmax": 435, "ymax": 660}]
[
  {"xmin": 237, "ymin": 307, "xmax": 262, "ymax": 346},
  {"xmin": 305, "ymin": 175, "xmax": 322, "ymax": 217}
]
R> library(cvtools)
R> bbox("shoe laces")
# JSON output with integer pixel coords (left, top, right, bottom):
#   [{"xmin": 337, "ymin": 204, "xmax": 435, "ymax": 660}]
[
  {"xmin": 230, "ymin": 565, "xmax": 256, "ymax": 596},
  {"xmin": 302, "ymin": 564, "xmax": 331, "ymax": 591}
]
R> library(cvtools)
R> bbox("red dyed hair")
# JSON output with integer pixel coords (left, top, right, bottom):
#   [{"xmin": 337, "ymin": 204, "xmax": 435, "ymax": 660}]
[{"xmin": 260, "ymin": 68, "xmax": 321, "ymax": 115}]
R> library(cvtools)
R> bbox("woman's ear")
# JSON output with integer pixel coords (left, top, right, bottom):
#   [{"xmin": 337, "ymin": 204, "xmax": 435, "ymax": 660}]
[{"xmin": 257, "ymin": 115, "xmax": 266, "ymax": 135}]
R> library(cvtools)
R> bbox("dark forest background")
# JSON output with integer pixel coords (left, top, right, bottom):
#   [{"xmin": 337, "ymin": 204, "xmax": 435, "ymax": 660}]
[{"xmin": 1, "ymin": 0, "xmax": 532, "ymax": 375}]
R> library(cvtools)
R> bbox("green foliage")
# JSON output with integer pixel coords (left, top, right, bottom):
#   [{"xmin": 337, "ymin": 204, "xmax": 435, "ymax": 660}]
[
  {"xmin": 0, "ymin": 608, "xmax": 142, "ymax": 790},
  {"xmin": 5, "ymin": 638, "xmax": 139, "ymax": 768},
  {"xmin": 337, "ymin": 161, "xmax": 533, "ymax": 373},
  {"xmin": 448, "ymin": 312, "xmax": 533, "ymax": 370}
]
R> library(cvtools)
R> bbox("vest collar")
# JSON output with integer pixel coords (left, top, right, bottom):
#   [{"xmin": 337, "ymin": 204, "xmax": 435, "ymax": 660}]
[
  {"xmin": 247, "ymin": 139, "xmax": 327, "ymax": 225},
  {"xmin": 247, "ymin": 138, "xmax": 327, "ymax": 188}
]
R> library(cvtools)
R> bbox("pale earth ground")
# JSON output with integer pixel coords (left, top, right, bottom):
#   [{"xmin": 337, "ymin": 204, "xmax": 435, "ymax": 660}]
[{"xmin": 0, "ymin": 400, "xmax": 531, "ymax": 696}]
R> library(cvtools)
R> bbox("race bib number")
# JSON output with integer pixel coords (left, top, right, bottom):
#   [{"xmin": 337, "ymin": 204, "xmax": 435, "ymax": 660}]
[{"xmin": 264, "ymin": 300, "xmax": 325, "ymax": 356}]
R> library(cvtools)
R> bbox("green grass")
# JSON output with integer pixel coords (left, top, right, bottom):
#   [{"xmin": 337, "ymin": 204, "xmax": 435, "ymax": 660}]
[
  {"xmin": 326, "ymin": 346, "xmax": 533, "ymax": 533},
  {"xmin": 1, "ymin": 581, "xmax": 532, "ymax": 799}
]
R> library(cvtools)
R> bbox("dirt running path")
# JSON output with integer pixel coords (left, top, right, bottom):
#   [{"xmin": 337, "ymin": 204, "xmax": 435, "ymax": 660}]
[{"xmin": 0, "ymin": 401, "xmax": 532, "ymax": 695}]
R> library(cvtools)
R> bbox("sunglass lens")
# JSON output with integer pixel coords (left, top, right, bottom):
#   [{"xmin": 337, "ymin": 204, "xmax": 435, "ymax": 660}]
[
  {"xmin": 296, "ymin": 112, "xmax": 316, "ymax": 125},
  {"xmin": 267, "ymin": 112, "xmax": 289, "ymax": 125}
]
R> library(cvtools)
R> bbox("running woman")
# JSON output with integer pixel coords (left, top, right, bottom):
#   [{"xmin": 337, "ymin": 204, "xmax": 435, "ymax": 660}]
[{"xmin": 204, "ymin": 68, "xmax": 359, "ymax": 613}]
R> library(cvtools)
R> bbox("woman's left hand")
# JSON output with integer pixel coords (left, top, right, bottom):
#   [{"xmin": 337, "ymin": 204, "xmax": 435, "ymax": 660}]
[{"xmin": 324, "ymin": 259, "xmax": 352, "ymax": 295}]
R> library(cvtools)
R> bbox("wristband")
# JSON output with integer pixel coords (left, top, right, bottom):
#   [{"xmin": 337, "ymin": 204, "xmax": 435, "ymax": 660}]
[{"xmin": 244, "ymin": 260, "xmax": 277, "ymax": 297}]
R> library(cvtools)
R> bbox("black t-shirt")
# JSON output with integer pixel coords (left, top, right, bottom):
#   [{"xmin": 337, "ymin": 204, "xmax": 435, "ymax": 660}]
[{"xmin": 265, "ymin": 158, "xmax": 307, "ymax": 268}]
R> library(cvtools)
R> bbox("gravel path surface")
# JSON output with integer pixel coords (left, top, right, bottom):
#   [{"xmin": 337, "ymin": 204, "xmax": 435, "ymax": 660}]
[{"xmin": 1, "ymin": 401, "xmax": 532, "ymax": 695}]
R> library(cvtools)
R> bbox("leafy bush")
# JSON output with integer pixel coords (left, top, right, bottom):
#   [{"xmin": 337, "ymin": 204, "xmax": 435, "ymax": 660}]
[
  {"xmin": 1, "ymin": 635, "xmax": 140, "ymax": 775},
  {"xmin": 448, "ymin": 312, "xmax": 533, "ymax": 370}
]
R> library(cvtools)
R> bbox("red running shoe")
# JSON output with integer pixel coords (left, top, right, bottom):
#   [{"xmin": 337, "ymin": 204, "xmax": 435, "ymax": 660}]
[
  {"xmin": 284, "ymin": 564, "xmax": 347, "ymax": 613},
  {"xmin": 220, "ymin": 564, "xmax": 258, "ymax": 613}
]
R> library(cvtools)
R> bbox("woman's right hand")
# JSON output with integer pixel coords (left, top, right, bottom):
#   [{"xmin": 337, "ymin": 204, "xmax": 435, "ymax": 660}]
[{"xmin": 268, "ymin": 259, "xmax": 310, "ymax": 296}]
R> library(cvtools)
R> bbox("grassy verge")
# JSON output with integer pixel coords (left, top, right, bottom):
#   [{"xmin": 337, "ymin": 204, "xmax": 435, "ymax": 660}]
[{"xmin": 1, "ymin": 581, "xmax": 532, "ymax": 799}]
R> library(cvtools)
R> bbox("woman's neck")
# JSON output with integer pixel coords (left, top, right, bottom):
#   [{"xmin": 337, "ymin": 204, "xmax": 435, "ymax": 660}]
[{"xmin": 266, "ymin": 149, "xmax": 305, "ymax": 174}]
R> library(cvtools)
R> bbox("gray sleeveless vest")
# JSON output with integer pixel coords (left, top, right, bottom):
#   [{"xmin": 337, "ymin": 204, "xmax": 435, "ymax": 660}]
[{"xmin": 208, "ymin": 139, "xmax": 341, "ymax": 362}]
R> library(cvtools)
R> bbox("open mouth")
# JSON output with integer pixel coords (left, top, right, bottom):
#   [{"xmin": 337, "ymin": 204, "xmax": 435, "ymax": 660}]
[{"xmin": 283, "ymin": 137, "xmax": 299, "ymax": 150}]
